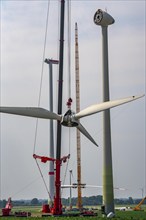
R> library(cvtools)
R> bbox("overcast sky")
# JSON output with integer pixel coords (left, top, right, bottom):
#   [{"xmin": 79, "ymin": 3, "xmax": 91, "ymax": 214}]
[{"xmin": 0, "ymin": 0, "xmax": 145, "ymax": 201}]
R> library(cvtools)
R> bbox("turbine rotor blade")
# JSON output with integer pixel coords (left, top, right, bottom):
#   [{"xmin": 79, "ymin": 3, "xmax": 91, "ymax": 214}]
[
  {"xmin": 77, "ymin": 122, "xmax": 98, "ymax": 147},
  {"xmin": 0, "ymin": 107, "xmax": 61, "ymax": 121},
  {"xmin": 75, "ymin": 95, "xmax": 144, "ymax": 119}
]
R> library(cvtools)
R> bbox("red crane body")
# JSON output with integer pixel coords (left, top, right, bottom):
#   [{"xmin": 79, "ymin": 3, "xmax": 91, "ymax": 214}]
[
  {"xmin": 2, "ymin": 197, "xmax": 12, "ymax": 216},
  {"xmin": 33, "ymin": 153, "xmax": 70, "ymax": 215}
]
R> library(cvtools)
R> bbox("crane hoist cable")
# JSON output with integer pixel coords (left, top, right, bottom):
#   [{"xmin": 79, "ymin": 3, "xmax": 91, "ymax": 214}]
[
  {"xmin": 67, "ymin": 0, "xmax": 71, "ymax": 101},
  {"xmin": 35, "ymin": 159, "xmax": 52, "ymax": 201},
  {"xmin": 33, "ymin": 0, "xmax": 50, "ymax": 153},
  {"xmin": 61, "ymin": 128, "xmax": 71, "ymax": 196},
  {"xmin": 66, "ymin": 0, "xmax": 72, "ymax": 109},
  {"xmin": 0, "ymin": 133, "xmax": 1, "ymax": 199},
  {"xmin": 33, "ymin": 0, "xmax": 52, "ymax": 201},
  {"xmin": 11, "ymin": 176, "xmax": 42, "ymax": 198}
]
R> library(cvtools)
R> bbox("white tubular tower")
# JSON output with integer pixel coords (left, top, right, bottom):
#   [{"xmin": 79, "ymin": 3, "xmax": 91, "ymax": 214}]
[{"xmin": 93, "ymin": 9, "xmax": 115, "ymax": 216}]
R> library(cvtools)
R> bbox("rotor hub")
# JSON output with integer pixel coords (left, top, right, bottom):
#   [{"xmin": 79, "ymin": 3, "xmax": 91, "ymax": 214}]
[{"xmin": 61, "ymin": 109, "xmax": 78, "ymax": 127}]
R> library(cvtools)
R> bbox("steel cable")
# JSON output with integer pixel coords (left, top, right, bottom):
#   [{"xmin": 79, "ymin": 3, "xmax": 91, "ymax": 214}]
[{"xmin": 33, "ymin": 0, "xmax": 52, "ymax": 201}]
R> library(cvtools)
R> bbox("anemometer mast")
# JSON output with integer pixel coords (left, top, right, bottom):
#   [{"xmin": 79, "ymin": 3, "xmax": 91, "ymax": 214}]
[{"xmin": 94, "ymin": 9, "xmax": 115, "ymax": 216}]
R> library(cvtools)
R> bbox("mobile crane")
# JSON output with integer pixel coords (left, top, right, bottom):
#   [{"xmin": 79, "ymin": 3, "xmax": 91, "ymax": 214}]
[
  {"xmin": 2, "ymin": 197, "xmax": 31, "ymax": 217},
  {"xmin": 2, "ymin": 197, "xmax": 12, "ymax": 216},
  {"xmin": 133, "ymin": 196, "xmax": 146, "ymax": 211}
]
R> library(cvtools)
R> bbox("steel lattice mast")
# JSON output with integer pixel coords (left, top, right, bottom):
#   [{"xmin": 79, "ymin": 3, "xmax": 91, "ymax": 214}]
[
  {"xmin": 53, "ymin": 0, "xmax": 65, "ymax": 215},
  {"xmin": 75, "ymin": 22, "xmax": 82, "ymax": 210}
]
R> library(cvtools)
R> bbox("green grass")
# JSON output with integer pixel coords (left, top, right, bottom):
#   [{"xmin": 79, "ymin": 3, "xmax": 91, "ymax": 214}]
[
  {"xmin": 115, "ymin": 210, "xmax": 146, "ymax": 220},
  {"xmin": 0, "ymin": 214, "xmax": 146, "ymax": 220},
  {"xmin": 0, "ymin": 205, "xmax": 146, "ymax": 220}
]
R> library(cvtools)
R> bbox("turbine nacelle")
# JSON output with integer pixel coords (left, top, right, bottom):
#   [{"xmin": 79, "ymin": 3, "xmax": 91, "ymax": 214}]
[
  {"xmin": 94, "ymin": 9, "xmax": 115, "ymax": 26},
  {"xmin": 61, "ymin": 109, "xmax": 78, "ymax": 127}
]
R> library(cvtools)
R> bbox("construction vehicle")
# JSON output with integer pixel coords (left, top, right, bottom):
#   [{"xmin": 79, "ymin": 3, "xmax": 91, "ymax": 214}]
[
  {"xmin": 2, "ymin": 197, "xmax": 31, "ymax": 217},
  {"xmin": 14, "ymin": 211, "xmax": 31, "ymax": 217},
  {"xmin": 133, "ymin": 196, "xmax": 146, "ymax": 211},
  {"xmin": 2, "ymin": 197, "xmax": 12, "ymax": 216}
]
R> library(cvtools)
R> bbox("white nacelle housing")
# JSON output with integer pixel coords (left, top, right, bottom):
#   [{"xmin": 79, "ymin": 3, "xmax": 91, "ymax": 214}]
[{"xmin": 94, "ymin": 9, "xmax": 115, "ymax": 26}]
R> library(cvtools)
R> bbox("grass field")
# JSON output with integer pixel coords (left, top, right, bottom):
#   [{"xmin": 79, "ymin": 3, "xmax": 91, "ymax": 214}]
[{"xmin": 0, "ymin": 205, "xmax": 146, "ymax": 219}]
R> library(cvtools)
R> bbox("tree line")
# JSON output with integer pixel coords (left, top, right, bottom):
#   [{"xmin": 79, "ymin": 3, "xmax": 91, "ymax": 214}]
[{"xmin": 0, "ymin": 196, "xmax": 146, "ymax": 208}]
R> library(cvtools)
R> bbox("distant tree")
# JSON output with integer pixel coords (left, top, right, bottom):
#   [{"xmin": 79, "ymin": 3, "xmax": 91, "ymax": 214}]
[
  {"xmin": 31, "ymin": 198, "xmax": 39, "ymax": 205},
  {"xmin": 96, "ymin": 195, "xmax": 102, "ymax": 205},
  {"xmin": 62, "ymin": 195, "xmax": 103, "ymax": 206},
  {"xmin": 128, "ymin": 197, "xmax": 134, "ymax": 204},
  {"xmin": 0, "ymin": 200, "xmax": 7, "ymax": 208}
]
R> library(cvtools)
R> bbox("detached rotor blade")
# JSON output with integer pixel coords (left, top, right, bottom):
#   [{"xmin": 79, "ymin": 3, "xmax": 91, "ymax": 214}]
[
  {"xmin": 0, "ymin": 107, "xmax": 61, "ymax": 121},
  {"xmin": 75, "ymin": 95, "xmax": 144, "ymax": 119},
  {"xmin": 61, "ymin": 184, "xmax": 126, "ymax": 190},
  {"xmin": 77, "ymin": 122, "xmax": 98, "ymax": 147},
  {"xmin": 61, "ymin": 185, "xmax": 77, "ymax": 189},
  {"xmin": 80, "ymin": 185, "xmax": 126, "ymax": 191},
  {"xmin": 114, "ymin": 187, "xmax": 126, "ymax": 191}
]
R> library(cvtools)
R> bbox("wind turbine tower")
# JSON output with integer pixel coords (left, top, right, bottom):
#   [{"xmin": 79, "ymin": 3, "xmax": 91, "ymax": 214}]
[
  {"xmin": 44, "ymin": 58, "xmax": 59, "ymax": 205},
  {"xmin": 93, "ymin": 9, "xmax": 115, "ymax": 215}
]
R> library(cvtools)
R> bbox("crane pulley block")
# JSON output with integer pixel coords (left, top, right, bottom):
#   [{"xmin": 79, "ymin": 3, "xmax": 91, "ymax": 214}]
[{"xmin": 66, "ymin": 97, "xmax": 73, "ymax": 108}]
